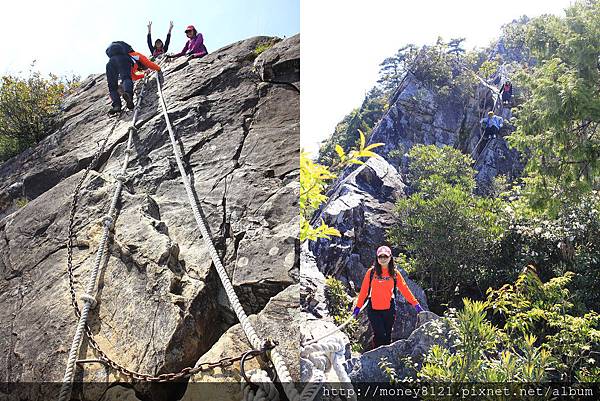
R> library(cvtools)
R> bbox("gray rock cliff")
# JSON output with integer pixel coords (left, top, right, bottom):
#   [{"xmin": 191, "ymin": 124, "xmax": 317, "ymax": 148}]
[{"xmin": 0, "ymin": 34, "xmax": 299, "ymax": 401}]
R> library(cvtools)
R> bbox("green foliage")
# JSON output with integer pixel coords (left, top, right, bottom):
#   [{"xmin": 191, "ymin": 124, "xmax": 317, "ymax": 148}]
[
  {"xmin": 377, "ymin": 45, "xmax": 420, "ymax": 93},
  {"xmin": 15, "ymin": 198, "xmax": 28, "ymax": 208},
  {"xmin": 324, "ymin": 276, "xmax": 359, "ymax": 340},
  {"xmin": 300, "ymin": 151, "xmax": 340, "ymax": 242},
  {"xmin": 390, "ymin": 184, "xmax": 508, "ymax": 307},
  {"xmin": 0, "ymin": 69, "xmax": 76, "ymax": 162},
  {"xmin": 389, "ymin": 145, "xmax": 509, "ymax": 307},
  {"xmin": 413, "ymin": 270, "xmax": 599, "ymax": 383},
  {"xmin": 406, "ymin": 144, "xmax": 476, "ymax": 193},
  {"xmin": 408, "ymin": 39, "xmax": 479, "ymax": 102},
  {"xmin": 501, "ymin": 191, "xmax": 600, "ymax": 310},
  {"xmin": 379, "ymin": 357, "xmax": 400, "ymax": 384},
  {"xmin": 318, "ymin": 87, "xmax": 388, "ymax": 166},
  {"xmin": 507, "ymin": 1, "xmax": 600, "ymax": 213},
  {"xmin": 419, "ymin": 299, "xmax": 552, "ymax": 382},
  {"xmin": 253, "ymin": 38, "xmax": 279, "ymax": 56},
  {"xmin": 301, "ymin": 131, "xmax": 383, "ymax": 242},
  {"xmin": 487, "ymin": 268, "xmax": 600, "ymax": 381},
  {"xmin": 497, "ymin": 15, "xmax": 531, "ymax": 62},
  {"xmin": 478, "ymin": 60, "xmax": 499, "ymax": 80},
  {"xmin": 319, "ymin": 38, "xmax": 479, "ymax": 165}
]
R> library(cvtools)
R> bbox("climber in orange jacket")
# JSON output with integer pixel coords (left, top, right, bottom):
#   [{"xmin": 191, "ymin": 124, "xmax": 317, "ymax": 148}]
[
  {"xmin": 105, "ymin": 41, "xmax": 161, "ymax": 115},
  {"xmin": 352, "ymin": 245, "xmax": 424, "ymax": 348}
]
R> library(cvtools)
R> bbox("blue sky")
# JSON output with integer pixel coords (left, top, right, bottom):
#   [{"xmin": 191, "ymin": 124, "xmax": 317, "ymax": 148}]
[
  {"xmin": 1, "ymin": 0, "xmax": 299, "ymax": 78},
  {"xmin": 301, "ymin": 0, "xmax": 574, "ymax": 156}
]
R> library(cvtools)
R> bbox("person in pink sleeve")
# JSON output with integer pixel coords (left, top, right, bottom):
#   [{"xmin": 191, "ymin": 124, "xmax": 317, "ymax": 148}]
[{"xmin": 166, "ymin": 24, "xmax": 208, "ymax": 60}]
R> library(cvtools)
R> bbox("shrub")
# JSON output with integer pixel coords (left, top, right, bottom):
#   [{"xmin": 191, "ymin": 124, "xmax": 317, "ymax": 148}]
[
  {"xmin": 324, "ymin": 276, "xmax": 358, "ymax": 340},
  {"xmin": 406, "ymin": 144, "xmax": 475, "ymax": 193},
  {"xmin": 501, "ymin": 191, "xmax": 600, "ymax": 310},
  {"xmin": 486, "ymin": 268, "xmax": 600, "ymax": 382},
  {"xmin": 389, "ymin": 183, "xmax": 508, "ymax": 308},
  {"xmin": 0, "ymin": 70, "xmax": 76, "ymax": 161},
  {"xmin": 411, "ymin": 270, "xmax": 600, "ymax": 383},
  {"xmin": 253, "ymin": 38, "xmax": 280, "ymax": 56},
  {"xmin": 389, "ymin": 145, "xmax": 510, "ymax": 308}
]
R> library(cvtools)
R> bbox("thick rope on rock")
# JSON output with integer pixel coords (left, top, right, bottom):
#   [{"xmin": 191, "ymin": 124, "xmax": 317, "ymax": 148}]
[
  {"xmin": 300, "ymin": 330, "xmax": 356, "ymax": 401},
  {"xmin": 58, "ymin": 74, "xmax": 151, "ymax": 401},
  {"xmin": 154, "ymin": 73, "xmax": 300, "ymax": 401},
  {"xmin": 242, "ymin": 369, "xmax": 279, "ymax": 401}
]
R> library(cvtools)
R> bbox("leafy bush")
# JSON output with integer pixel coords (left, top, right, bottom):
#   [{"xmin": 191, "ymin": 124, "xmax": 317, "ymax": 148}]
[
  {"xmin": 486, "ymin": 269, "xmax": 600, "ymax": 382},
  {"xmin": 500, "ymin": 191, "xmax": 600, "ymax": 311},
  {"xmin": 389, "ymin": 145, "xmax": 510, "ymax": 308},
  {"xmin": 419, "ymin": 299, "xmax": 552, "ymax": 382},
  {"xmin": 406, "ymin": 144, "xmax": 475, "ymax": 193},
  {"xmin": 253, "ymin": 38, "xmax": 280, "ymax": 56},
  {"xmin": 389, "ymin": 183, "xmax": 508, "ymax": 308},
  {"xmin": 324, "ymin": 276, "xmax": 359, "ymax": 340},
  {"xmin": 409, "ymin": 270, "xmax": 600, "ymax": 383},
  {"xmin": 0, "ymin": 70, "xmax": 76, "ymax": 161}
]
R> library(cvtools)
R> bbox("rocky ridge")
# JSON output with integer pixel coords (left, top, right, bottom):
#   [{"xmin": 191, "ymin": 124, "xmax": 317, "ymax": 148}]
[{"xmin": 305, "ymin": 53, "xmax": 524, "ymax": 382}]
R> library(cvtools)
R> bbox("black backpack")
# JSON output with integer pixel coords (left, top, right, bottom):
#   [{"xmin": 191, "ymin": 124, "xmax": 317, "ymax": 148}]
[
  {"xmin": 106, "ymin": 41, "xmax": 134, "ymax": 58},
  {"xmin": 366, "ymin": 268, "xmax": 399, "ymax": 308}
]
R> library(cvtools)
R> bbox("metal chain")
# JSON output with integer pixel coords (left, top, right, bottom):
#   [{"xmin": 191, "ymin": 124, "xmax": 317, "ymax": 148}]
[{"xmin": 77, "ymin": 343, "xmax": 277, "ymax": 382}]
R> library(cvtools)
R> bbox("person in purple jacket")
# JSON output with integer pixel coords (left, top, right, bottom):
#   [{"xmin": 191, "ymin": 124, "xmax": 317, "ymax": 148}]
[{"xmin": 166, "ymin": 25, "xmax": 208, "ymax": 60}]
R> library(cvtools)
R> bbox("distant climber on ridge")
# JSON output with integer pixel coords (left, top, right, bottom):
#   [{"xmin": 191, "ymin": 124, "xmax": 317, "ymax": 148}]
[
  {"xmin": 352, "ymin": 245, "xmax": 423, "ymax": 348},
  {"xmin": 501, "ymin": 80, "xmax": 513, "ymax": 105},
  {"xmin": 147, "ymin": 20, "xmax": 173, "ymax": 59},
  {"xmin": 166, "ymin": 24, "xmax": 208, "ymax": 61},
  {"xmin": 105, "ymin": 41, "xmax": 161, "ymax": 115},
  {"xmin": 480, "ymin": 111, "xmax": 503, "ymax": 140}
]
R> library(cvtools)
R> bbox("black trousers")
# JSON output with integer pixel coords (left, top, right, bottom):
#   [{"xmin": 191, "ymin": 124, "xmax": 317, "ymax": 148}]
[
  {"xmin": 367, "ymin": 302, "xmax": 396, "ymax": 348},
  {"xmin": 484, "ymin": 125, "xmax": 499, "ymax": 139},
  {"xmin": 106, "ymin": 54, "xmax": 133, "ymax": 108}
]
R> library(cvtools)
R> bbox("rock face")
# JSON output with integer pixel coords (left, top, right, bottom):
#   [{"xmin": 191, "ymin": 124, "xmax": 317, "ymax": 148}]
[
  {"xmin": 0, "ymin": 34, "xmax": 299, "ymax": 401},
  {"xmin": 368, "ymin": 71, "xmax": 522, "ymax": 190},
  {"xmin": 181, "ymin": 284, "xmax": 300, "ymax": 401},
  {"xmin": 348, "ymin": 312, "xmax": 454, "ymax": 382}
]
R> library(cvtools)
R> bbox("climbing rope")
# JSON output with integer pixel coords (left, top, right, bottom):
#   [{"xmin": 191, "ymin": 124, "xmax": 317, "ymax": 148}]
[
  {"xmin": 154, "ymin": 73, "xmax": 301, "ymax": 400},
  {"xmin": 59, "ymin": 73, "xmax": 152, "ymax": 401},
  {"xmin": 297, "ymin": 302, "xmax": 369, "ymax": 401},
  {"xmin": 301, "ymin": 337, "xmax": 356, "ymax": 401},
  {"xmin": 302, "ymin": 300, "xmax": 369, "ymax": 348},
  {"xmin": 242, "ymin": 369, "xmax": 280, "ymax": 401}
]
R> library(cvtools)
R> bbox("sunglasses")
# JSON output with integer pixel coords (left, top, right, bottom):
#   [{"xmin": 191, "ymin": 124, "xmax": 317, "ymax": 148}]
[{"xmin": 377, "ymin": 254, "xmax": 391, "ymax": 259}]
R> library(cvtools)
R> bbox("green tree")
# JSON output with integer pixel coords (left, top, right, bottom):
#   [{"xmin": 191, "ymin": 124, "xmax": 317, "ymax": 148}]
[
  {"xmin": 377, "ymin": 44, "xmax": 419, "ymax": 93},
  {"xmin": 406, "ymin": 144, "xmax": 476, "ymax": 193},
  {"xmin": 389, "ymin": 145, "xmax": 509, "ymax": 308},
  {"xmin": 318, "ymin": 87, "xmax": 387, "ymax": 166},
  {"xmin": 389, "ymin": 184, "xmax": 507, "ymax": 307},
  {"xmin": 507, "ymin": 1, "xmax": 600, "ymax": 214},
  {"xmin": 0, "ymin": 69, "xmax": 77, "ymax": 161}
]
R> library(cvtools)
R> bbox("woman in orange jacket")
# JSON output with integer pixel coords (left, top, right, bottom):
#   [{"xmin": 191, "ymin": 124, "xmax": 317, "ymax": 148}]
[{"xmin": 352, "ymin": 245, "xmax": 423, "ymax": 348}]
